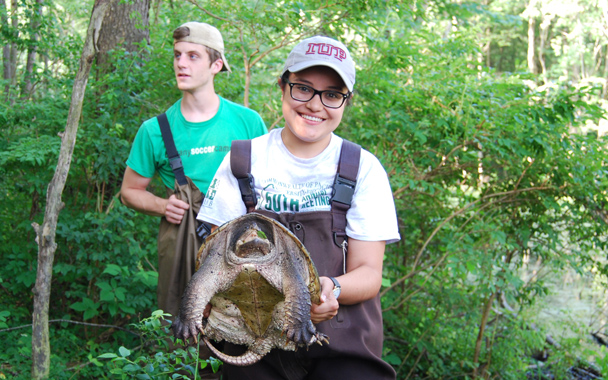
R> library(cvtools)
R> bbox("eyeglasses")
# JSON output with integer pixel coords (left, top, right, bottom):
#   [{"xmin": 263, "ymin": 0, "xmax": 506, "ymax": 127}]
[{"xmin": 285, "ymin": 80, "xmax": 351, "ymax": 109}]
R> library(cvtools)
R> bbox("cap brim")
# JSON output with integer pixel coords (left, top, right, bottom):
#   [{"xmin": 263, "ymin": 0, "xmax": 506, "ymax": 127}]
[{"xmin": 220, "ymin": 53, "xmax": 231, "ymax": 73}]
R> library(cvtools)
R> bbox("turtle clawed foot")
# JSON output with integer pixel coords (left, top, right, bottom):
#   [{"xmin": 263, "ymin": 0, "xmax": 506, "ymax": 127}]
[
  {"xmin": 171, "ymin": 314, "xmax": 205, "ymax": 345},
  {"xmin": 285, "ymin": 320, "xmax": 325, "ymax": 347},
  {"xmin": 318, "ymin": 332, "xmax": 329, "ymax": 346},
  {"xmin": 291, "ymin": 330, "xmax": 329, "ymax": 351},
  {"xmin": 308, "ymin": 331, "xmax": 329, "ymax": 347}
]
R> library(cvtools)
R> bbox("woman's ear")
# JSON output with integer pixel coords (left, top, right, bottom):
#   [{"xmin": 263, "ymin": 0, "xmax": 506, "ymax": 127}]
[
  {"xmin": 346, "ymin": 91, "xmax": 355, "ymax": 107},
  {"xmin": 278, "ymin": 78, "xmax": 286, "ymax": 100}
]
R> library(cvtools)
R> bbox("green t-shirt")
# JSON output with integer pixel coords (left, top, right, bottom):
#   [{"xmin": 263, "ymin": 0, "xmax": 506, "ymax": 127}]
[{"xmin": 126, "ymin": 96, "xmax": 267, "ymax": 193}]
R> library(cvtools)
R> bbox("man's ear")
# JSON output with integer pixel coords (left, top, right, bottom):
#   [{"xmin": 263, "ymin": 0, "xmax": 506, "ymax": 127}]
[{"xmin": 211, "ymin": 59, "xmax": 224, "ymax": 74}]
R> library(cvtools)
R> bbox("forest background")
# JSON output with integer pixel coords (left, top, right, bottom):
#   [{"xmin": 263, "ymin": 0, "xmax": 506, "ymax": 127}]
[{"xmin": 1, "ymin": 0, "xmax": 607, "ymax": 379}]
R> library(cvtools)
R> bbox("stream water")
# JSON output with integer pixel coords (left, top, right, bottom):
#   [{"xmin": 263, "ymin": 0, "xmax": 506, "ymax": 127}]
[{"xmin": 523, "ymin": 260, "xmax": 607, "ymax": 377}]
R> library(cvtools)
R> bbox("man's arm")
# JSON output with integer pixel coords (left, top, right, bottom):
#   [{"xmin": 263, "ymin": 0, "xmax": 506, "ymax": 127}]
[{"xmin": 120, "ymin": 166, "xmax": 189, "ymax": 224}]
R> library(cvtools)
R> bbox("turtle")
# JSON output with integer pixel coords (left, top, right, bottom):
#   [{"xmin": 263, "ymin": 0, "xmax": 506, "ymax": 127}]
[{"xmin": 171, "ymin": 212, "xmax": 329, "ymax": 366}]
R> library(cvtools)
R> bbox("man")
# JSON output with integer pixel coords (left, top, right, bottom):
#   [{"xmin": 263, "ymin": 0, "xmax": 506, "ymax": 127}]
[{"xmin": 120, "ymin": 21, "xmax": 267, "ymax": 318}]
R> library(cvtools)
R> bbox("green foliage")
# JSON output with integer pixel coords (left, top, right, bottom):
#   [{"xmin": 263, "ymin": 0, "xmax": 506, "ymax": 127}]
[
  {"xmin": 347, "ymin": 8, "xmax": 608, "ymax": 378},
  {"xmin": 1, "ymin": 1, "xmax": 607, "ymax": 379},
  {"xmin": 95, "ymin": 310, "xmax": 221, "ymax": 379},
  {"xmin": 54, "ymin": 205, "xmax": 158, "ymax": 321},
  {"xmin": 0, "ymin": 324, "xmax": 126, "ymax": 379},
  {"xmin": 1, "ymin": 2, "xmax": 163, "ymax": 376}
]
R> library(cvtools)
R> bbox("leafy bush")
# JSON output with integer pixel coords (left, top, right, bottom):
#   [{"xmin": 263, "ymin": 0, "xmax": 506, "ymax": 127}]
[
  {"xmin": 95, "ymin": 310, "xmax": 221, "ymax": 379},
  {"xmin": 1, "ymin": 1, "xmax": 607, "ymax": 379},
  {"xmin": 348, "ymin": 21, "xmax": 608, "ymax": 379}
]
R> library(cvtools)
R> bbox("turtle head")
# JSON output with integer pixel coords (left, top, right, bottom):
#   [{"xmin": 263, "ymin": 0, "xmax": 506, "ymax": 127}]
[{"xmin": 234, "ymin": 222, "xmax": 272, "ymax": 258}]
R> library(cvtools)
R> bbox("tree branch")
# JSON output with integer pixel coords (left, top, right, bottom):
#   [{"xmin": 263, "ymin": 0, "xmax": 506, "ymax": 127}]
[
  {"xmin": 1, "ymin": 319, "xmax": 140, "ymax": 336},
  {"xmin": 381, "ymin": 186, "xmax": 553, "ymax": 298},
  {"xmin": 30, "ymin": 1, "xmax": 110, "ymax": 378},
  {"xmin": 473, "ymin": 292, "xmax": 496, "ymax": 377}
]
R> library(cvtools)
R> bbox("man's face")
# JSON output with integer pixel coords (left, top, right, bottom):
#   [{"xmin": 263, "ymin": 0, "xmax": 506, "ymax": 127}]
[{"xmin": 173, "ymin": 41, "xmax": 221, "ymax": 93}]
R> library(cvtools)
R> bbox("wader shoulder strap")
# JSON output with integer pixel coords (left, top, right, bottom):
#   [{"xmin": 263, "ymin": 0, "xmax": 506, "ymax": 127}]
[
  {"xmin": 157, "ymin": 114, "xmax": 212, "ymax": 240},
  {"xmin": 158, "ymin": 113, "xmax": 187, "ymax": 186},
  {"xmin": 331, "ymin": 139, "xmax": 361, "ymax": 247},
  {"xmin": 230, "ymin": 140, "xmax": 257, "ymax": 213}
]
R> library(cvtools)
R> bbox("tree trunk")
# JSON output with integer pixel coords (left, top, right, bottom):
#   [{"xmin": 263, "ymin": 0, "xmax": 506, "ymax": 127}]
[
  {"xmin": 30, "ymin": 1, "xmax": 110, "ymax": 378},
  {"xmin": 484, "ymin": 37, "xmax": 491, "ymax": 68},
  {"xmin": 8, "ymin": 0, "xmax": 18, "ymax": 80},
  {"xmin": 22, "ymin": 0, "xmax": 44, "ymax": 99},
  {"xmin": 482, "ymin": 0, "xmax": 491, "ymax": 67},
  {"xmin": 602, "ymin": 45, "xmax": 608, "ymax": 98},
  {"xmin": 539, "ymin": 15, "xmax": 553, "ymax": 80},
  {"xmin": 0, "ymin": 0, "xmax": 9, "ymax": 83},
  {"xmin": 473, "ymin": 292, "xmax": 496, "ymax": 378},
  {"xmin": 95, "ymin": 0, "xmax": 150, "ymax": 72},
  {"xmin": 2, "ymin": 0, "xmax": 18, "ymax": 99},
  {"xmin": 527, "ymin": 17, "xmax": 537, "ymax": 74}
]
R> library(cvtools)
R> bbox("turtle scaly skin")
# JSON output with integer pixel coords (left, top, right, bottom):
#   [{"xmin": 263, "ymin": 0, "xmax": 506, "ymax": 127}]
[{"xmin": 172, "ymin": 213, "xmax": 329, "ymax": 366}]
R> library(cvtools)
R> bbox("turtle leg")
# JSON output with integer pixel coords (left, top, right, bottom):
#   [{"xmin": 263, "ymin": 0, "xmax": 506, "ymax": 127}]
[
  {"xmin": 303, "ymin": 323, "xmax": 329, "ymax": 346},
  {"xmin": 172, "ymin": 250, "xmax": 237, "ymax": 343},
  {"xmin": 256, "ymin": 263, "xmax": 316, "ymax": 346},
  {"xmin": 279, "ymin": 269, "xmax": 321, "ymax": 346}
]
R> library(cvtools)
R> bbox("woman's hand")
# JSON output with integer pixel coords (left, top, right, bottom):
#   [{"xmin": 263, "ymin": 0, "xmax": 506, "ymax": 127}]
[{"xmin": 310, "ymin": 276, "xmax": 339, "ymax": 323}]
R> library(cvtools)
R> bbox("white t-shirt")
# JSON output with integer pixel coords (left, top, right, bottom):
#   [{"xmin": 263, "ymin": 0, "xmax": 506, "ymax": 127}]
[{"xmin": 198, "ymin": 129, "xmax": 401, "ymax": 244}]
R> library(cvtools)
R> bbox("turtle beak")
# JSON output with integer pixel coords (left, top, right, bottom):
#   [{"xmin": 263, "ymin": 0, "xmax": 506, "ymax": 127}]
[{"xmin": 235, "ymin": 224, "xmax": 271, "ymax": 258}]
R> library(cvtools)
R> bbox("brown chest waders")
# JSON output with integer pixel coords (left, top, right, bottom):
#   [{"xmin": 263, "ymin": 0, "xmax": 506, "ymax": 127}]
[
  {"xmin": 222, "ymin": 139, "xmax": 396, "ymax": 380},
  {"xmin": 155, "ymin": 114, "xmax": 219, "ymax": 380},
  {"xmin": 156, "ymin": 113, "xmax": 212, "ymax": 318}
]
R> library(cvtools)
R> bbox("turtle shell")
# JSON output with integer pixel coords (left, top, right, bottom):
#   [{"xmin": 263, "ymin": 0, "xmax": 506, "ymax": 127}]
[{"xmin": 172, "ymin": 213, "xmax": 328, "ymax": 366}]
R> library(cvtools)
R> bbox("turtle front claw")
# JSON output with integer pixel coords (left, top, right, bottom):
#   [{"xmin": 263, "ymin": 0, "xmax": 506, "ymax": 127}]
[
  {"xmin": 284, "ymin": 319, "xmax": 328, "ymax": 348},
  {"xmin": 310, "ymin": 331, "xmax": 329, "ymax": 346},
  {"xmin": 172, "ymin": 314, "xmax": 204, "ymax": 344}
]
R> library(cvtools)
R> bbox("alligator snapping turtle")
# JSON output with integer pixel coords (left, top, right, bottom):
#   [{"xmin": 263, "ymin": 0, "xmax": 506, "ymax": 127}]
[{"xmin": 172, "ymin": 213, "xmax": 328, "ymax": 366}]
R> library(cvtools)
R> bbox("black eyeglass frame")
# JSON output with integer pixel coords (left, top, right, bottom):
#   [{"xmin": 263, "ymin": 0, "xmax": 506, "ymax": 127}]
[{"xmin": 285, "ymin": 80, "xmax": 351, "ymax": 109}]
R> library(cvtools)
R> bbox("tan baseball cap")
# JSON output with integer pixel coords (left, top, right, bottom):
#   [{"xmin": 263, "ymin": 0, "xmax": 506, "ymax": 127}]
[
  {"xmin": 282, "ymin": 36, "xmax": 355, "ymax": 91},
  {"xmin": 174, "ymin": 22, "xmax": 231, "ymax": 73}
]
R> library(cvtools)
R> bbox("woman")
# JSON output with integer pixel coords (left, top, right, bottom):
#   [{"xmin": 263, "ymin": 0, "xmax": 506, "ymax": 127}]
[{"xmin": 197, "ymin": 35, "xmax": 400, "ymax": 380}]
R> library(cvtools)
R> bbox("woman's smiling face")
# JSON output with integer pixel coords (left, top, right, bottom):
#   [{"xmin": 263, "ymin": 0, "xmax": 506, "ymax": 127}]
[{"xmin": 280, "ymin": 66, "xmax": 348, "ymax": 156}]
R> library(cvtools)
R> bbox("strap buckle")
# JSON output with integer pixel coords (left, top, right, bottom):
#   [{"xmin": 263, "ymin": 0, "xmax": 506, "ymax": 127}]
[
  {"xmin": 169, "ymin": 157, "xmax": 183, "ymax": 171},
  {"xmin": 237, "ymin": 173, "xmax": 257, "ymax": 205},
  {"xmin": 196, "ymin": 221, "xmax": 212, "ymax": 240},
  {"xmin": 331, "ymin": 175, "xmax": 356, "ymax": 205}
]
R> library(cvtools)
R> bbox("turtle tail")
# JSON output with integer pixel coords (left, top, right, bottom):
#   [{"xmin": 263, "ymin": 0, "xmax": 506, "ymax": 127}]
[{"xmin": 203, "ymin": 336, "xmax": 264, "ymax": 367}]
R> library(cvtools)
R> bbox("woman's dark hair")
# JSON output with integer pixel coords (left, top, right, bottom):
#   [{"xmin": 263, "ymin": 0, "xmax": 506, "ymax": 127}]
[{"xmin": 279, "ymin": 71, "xmax": 290, "ymax": 90}]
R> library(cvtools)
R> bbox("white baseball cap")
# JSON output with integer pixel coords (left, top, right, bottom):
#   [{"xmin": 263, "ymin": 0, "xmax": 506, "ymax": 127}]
[
  {"xmin": 174, "ymin": 22, "xmax": 231, "ymax": 73},
  {"xmin": 281, "ymin": 36, "xmax": 356, "ymax": 92}
]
